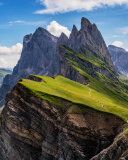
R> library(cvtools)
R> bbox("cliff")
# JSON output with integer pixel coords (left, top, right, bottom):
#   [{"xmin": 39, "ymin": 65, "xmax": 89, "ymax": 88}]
[
  {"xmin": 0, "ymin": 17, "xmax": 114, "ymax": 102},
  {"xmin": 108, "ymin": 45, "xmax": 128, "ymax": 77},
  {"xmin": 0, "ymin": 28, "xmax": 58, "ymax": 102},
  {"xmin": 0, "ymin": 75, "xmax": 128, "ymax": 160},
  {"xmin": 69, "ymin": 18, "xmax": 113, "ymax": 66},
  {"xmin": 0, "ymin": 17, "xmax": 126, "ymax": 159}
]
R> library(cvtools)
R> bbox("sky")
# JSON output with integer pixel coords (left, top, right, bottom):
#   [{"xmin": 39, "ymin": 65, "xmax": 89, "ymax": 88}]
[{"xmin": 0, "ymin": 0, "xmax": 128, "ymax": 69}]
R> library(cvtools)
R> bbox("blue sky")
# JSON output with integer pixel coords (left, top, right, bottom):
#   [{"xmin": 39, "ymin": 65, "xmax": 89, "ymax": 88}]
[{"xmin": 0, "ymin": 0, "xmax": 128, "ymax": 69}]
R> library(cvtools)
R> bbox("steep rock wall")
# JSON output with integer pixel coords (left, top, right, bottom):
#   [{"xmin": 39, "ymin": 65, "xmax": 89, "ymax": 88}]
[{"xmin": 0, "ymin": 80, "xmax": 125, "ymax": 160}]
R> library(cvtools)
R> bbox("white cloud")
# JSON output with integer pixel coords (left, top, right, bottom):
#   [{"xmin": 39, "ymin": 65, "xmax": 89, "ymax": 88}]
[
  {"xmin": 106, "ymin": 35, "xmax": 125, "ymax": 39},
  {"xmin": 35, "ymin": 0, "xmax": 128, "ymax": 14},
  {"xmin": 117, "ymin": 27, "xmax": 128, "ymax": 34},
  {"xmin": 14, "ymin": 21, "xmax": 25, "ymax": 23},
  {"xmin": 47, "ymin": 21, "xmax": 71, "ymax": 37},
  {"xmin": 0, "ymin": 57, "xmax": 19, "ymax": 69},
  {"xmin": 9, "ymin": 20, "xmax": 46, "ymax": 26},
  {"xmin": 0, "ymin": 43, "xmax": 23, "ymax": 55},
  {"xmin": 112, "ymin": 41, "xmax": 123, "ymax": 47},
  {"xmin": 0, "ymin": 58, "xmax": 8, "ymax": 68}
]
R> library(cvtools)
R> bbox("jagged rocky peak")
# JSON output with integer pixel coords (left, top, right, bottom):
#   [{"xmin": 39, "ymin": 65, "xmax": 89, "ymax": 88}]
[
  {"xmin": 57, "ymin": 32, "xmax": 69, "ymax": 48},
  {"xmin": 0, "ymin": 27, "xmax": 59, "ymax": 102},
  {"xmin": 69, "ymin": 25, "xmax": 79, "ymax": 39},
  {"xmin": 81, "ymin": 17, "xmax": 98, "ymax": 33},
  {"xmin": 68, "ymin": 17, "xmax": 113, "ymax": 65},
  {"xmin": 23, "ymin": 33, "xmax": 32, "ymax": 44},
  {"xmin": 0, "ymin": 17, "xmax": 114, "ymax": 102},
  {"xmin": 81, "ymin": 17, "xmax": 92, "ymax": 30},
  {"xmin": 22, "ymin": 34, "xmax": 33, "ymax": 51},
  {"xmin": 34, "ymin": 27, "xmax": 56, "ymax": 39},
  {"xmin": 69, "ymin": 25, "xmax": 79, "ymax": 48}
]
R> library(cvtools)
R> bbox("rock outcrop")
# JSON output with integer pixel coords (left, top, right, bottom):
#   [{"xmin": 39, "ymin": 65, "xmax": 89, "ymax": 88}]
[
  {"xmin": 69, "ymin": 18, "xmax": 113, "ymax": 66},
  {"xmin": 91, "ymin": 133, "xmax": 128, "ymax": 160},
  {"xmin": 108, "ymin": 45, "xmax": 128, "ymax": 77},
  {"xmin": 0, "ymin": 17, "xmax": 114, "ymax": 102},
  {"xmin": 0, "ymin": 28, "xmax": 58, "ymax": 102},
  {"xmin": 59, "ymin": 45, "xmax": 118, "ymax": 84},
  {"xmin": 0, "ymin": 79, "xmax": 125, "ymax": 160}
]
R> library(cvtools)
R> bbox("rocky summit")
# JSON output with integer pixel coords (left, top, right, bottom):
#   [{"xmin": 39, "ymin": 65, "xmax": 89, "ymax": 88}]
[
  {"xmin": 0, "ymin": 27, "xmax": 58, "ymax": 102},
  {"xmin": 0, "ymin": 17, "xmax": 114, "ymax": 103},
  {"xmin": 108, "ymin": 45, "xmax": 128, "ymax": 77},
  {"xmin": 0, "ymin": 17, "xmax": 128, "ymax": 160}
]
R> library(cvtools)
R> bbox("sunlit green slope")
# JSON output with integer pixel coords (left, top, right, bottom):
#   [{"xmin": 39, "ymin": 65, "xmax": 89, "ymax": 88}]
[{"xmin": 20, "ymin": 74, "xmax": 128, "ymax": 122}]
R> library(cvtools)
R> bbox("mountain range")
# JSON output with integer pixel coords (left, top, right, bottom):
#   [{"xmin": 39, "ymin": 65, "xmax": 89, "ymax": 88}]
[
  {"xmin": 0, "ymin": 18, "xmax": 128, "ymax": 160},
  {"xmin": 0, "ymin": 17, "xmax": 115, "ymax": 102}
]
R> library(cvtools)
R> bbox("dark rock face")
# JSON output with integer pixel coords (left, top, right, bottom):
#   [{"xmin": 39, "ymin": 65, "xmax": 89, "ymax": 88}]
[
  {"xmin": 59, "ymin": 47, "xmax": 88, "ymax": 85},
  {"xmin": 0, "ymin": 28, "xmax": 58, "ymax": 102},
  {"xmin": 69, "ymin": 18, "xmax": 113, "ymax": 66},
  {"xmin": 0, "ymin": 82, "xmax": 125, "ymax": 160},
  {"xmin": 59, "ymin": 46, "xmax": 118, "ymax": 84},
  {"xmin": 91, "ymin": 134, "xmax": 128, "ymax": 160},
  {"xmin": 108, "ymin": 45, "xmax": 128, "ymax": 76},
  {"xmin": 0, "ymin": 17, "xmax": 114, "ymax": 102},
  {"xmin": 0, "ymin": 17, "xmax": 126, "ymax": 160}
]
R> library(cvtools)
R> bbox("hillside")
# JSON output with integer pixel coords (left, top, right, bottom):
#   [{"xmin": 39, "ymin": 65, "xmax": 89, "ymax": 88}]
[
  {"xmin": 0, "ymin": 17, "xmax": 113, "ymax": 103},
  {"xmin": 0, "ymin": 45, "xmax": 128, "ymax": 159},
  {"xmin": 20, "ymin": 75, "xmax": 128, "ymax": 122},
  {"xmin": 0, "ymin": 17, "xmax": 128, "ymax": 160},
  {"xmin": 0, "ymin": 73, "xmax": 128, "ymax": 159}
]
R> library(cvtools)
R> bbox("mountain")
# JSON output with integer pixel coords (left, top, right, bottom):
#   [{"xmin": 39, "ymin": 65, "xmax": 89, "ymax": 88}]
[
  {"xmin": 68, "ymin": 18, "xmax": 113, "ymax": 66},
  {"xmin": 0, "ymin": 17, "xmax": 115, "ymax": 102},
  {"xmin": 0, "ymin": 73, "xmax": 128, "ymax": 159},
  {"xmin": 0, "ymin": 17, "xmax": 128, "ymax": 160},
  {"xmin": 0, "ymin": 28, "xmax": 59, "ymax": 102},
  {"xmin": 108, "ymin": 45, "xmax": 128, "ymax": 77},
  {"xmin": 0, "ymin": 68, "xmax": 12, "ymax": 86}
]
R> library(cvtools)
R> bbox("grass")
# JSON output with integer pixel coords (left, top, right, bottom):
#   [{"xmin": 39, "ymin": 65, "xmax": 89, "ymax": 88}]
[
  {"xmin": 19, "ymin": 75, "xmax": 128, "ymax": 122},
  {"xmin": 18, "ymin": 46, "xmax": 128, "ymax": 123},
  {"xmin": 124, "ymin": 129, "xmax": 128, "ymax": 135},
  {"xmin": 61, "ymin": 45, "xmax": 117, "ymax": 82}
]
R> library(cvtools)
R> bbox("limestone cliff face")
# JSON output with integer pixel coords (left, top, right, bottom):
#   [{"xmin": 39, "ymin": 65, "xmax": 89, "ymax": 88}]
[
  {"xmin": 69, "ymin": 18, "xmax": 113, "ymax": 66},
  {"xmin": 0, "ymin": 17, "xmax": 115, "ymax": 103},
  {"xmin": 0, "ymin": 79, "xmax": 125, "ymax": 160},
  {"xmin": 59, "ymin": 46, "xmax": 118, "ymax": 84},
  {"xmin": 108, "ymin": 45, "xmax": 128, "ymax": 77},
  {"xmin": 59, "ymin": 47, "xmax": 88, "ymax": 85},
  {"xmin": 0, "ymin": 28, "xmax": 58, "ymax": 102},
  {"xmin": 91, "ymin": 134, "xmax": 128, "ymax": 160}
]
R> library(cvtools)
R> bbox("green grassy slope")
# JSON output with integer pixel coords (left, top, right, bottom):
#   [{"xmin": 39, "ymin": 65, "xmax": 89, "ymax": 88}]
[
  {"xmin": 19, "ymin": 45, "xmax": 128, "ymax": 125},
  {"xmin": 20, "ymin": 75, "xmax": 128, "ymax": 122}
]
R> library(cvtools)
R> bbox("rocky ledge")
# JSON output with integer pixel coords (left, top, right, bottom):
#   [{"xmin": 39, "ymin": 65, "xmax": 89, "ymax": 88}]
[{"xmin": 0, "ymin": 76, "xmax": 127, "ymax": 160}]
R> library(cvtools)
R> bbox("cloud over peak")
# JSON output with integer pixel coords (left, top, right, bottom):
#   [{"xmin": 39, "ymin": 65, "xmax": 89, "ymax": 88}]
[
  {"xmin": 47, "ymin": 21, "xmax": 71, "ymax": 37},
  {"xmin": 112, "ymin": 41, "xmax": 123, "ymax": 47},
  {"xmin": 35, "ymin": 0, "xmax": 128, "ymax": 14},
  {"xmin": 0, "ymin": 43, "xmax": 23, "ymax": 55},
  {"xmin": 0, "ymin": 43, "xmax": 23, "ymax": 69}
]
